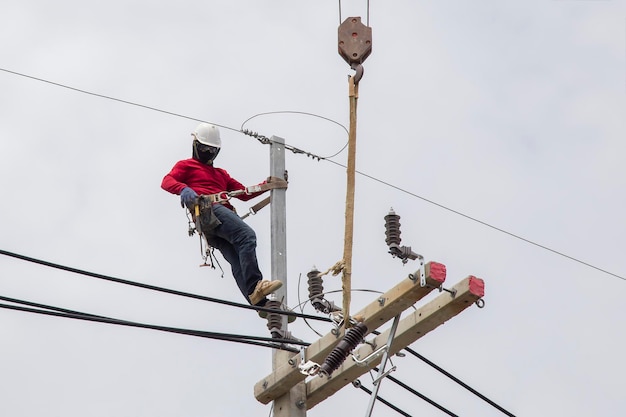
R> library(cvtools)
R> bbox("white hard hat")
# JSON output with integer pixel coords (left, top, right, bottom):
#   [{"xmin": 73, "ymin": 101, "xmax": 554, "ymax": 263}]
[{"xmin": 192, "ymin": 123, "xmax": 221, "ymax": 148}]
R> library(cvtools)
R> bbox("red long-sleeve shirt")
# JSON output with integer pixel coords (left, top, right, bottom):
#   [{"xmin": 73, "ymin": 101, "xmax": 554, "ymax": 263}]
[{"xmin": 161, "ymin": 158, "xmax": 265, "ymax": 210}]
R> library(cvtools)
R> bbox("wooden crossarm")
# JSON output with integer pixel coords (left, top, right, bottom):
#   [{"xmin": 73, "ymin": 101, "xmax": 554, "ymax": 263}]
[
  {"xmin": 254, "ymin": 262, "xmax": 447, "ymax": 404},
  {"xmin": 305, "ymin": 275, "xmax": 485, "ymax": 409}
]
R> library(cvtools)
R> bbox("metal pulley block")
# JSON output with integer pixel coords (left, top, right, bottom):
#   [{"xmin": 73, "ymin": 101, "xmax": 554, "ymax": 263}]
[{"xmin": 338, "ymin": 16, "xmax": 372, "ymax": 65}]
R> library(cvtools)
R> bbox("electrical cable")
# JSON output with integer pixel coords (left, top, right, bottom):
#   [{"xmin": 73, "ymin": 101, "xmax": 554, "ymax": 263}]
[
  {"xmin": 0, "ymin": 68, "xmax": 239, "ymax": 134},
  {"xmin": 0, "ymin": 297, "xmax": 305, "ymax": 352},
  {"xmin": 368, "ymin": 329, "xmax": 515, "ymax": 416},
  {"xmin": 371, "ymin": 367, "xmax": 459, "ymax": 417},
  {"xmin": 403, "ymin": 347, "xmax": 516, "ymax": 417},
  {"xmin": 357, "ymin": 384, "xmax": 412, "ymax": 417},
  {"xmin": 0, "ymin": 68, "xmax": 623, "ymax": 282},
  {"xmin": 239, "ymin": 110, "xmax": 349, "ymax": 159},
  {"xmin": 0, "ymin": 249, "xmax": 328, "ymax": 323},
  {"xmin": 323, "ymin": 158, "xmax": 626, "ymax": 282}
]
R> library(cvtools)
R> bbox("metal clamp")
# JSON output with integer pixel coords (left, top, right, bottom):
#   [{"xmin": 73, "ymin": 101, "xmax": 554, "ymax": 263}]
[
  {"xmin": 418, "ymin": 256, "xmax": 426, "ymax": 287},
  {"xmin": 298, "ymin": 347, "xmax": 321, "ymax": 376},
  {"xmin": 372, "ymin": 365, "xmax": 397, "ymax": 386},
  {"xmin": 352, "ymin": 345, "xmax": 389, "ymax": 367}
]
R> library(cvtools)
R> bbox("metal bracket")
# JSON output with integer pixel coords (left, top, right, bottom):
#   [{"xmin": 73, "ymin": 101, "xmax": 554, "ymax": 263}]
[
  {"xmin": 298, "ymin": 347, "xmax": 321, "ymax": 376},
  {"xmin": 418, "ymin": 256, "xmax": 426, "ymax": 287},
  {"xmin": 352, "ymin": 345, "xmax": 389, "ymax": 367},
  {"xmin": 330, "ymin": 312, "xmax": 361, "ymax": 337},
  {"xmin": 362, "ymin": 314, "xmax": 402, "ymax": 416},
  {"xmin": 408, "ymin": 258, "xmax": 426, "ymax": 287},
  {"xmin": 372, "ymin": 365, "xmax": 397, "ymax": 386}
]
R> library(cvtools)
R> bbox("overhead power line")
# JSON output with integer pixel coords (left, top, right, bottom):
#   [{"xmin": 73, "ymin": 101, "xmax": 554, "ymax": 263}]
[
  {"xmin": 404, "ymin": 347, "xmax": 516, "ymax": 417},
  {"xmin": 323, "ymin": 158, "xmax": 626, "ymax": 282},
  {"xmin": 1, "ymin": 67, "xmax": 623, "ymax": 283},
  {"xmin": 0, "ymin": 296, "xmax": 304, "ymax": 352},
  {"xmin": 370, "ymin": 367, "xmax": 459, "ymax": 417},
  {"xmin": 0, "ymin": 67, "xmax": 238, "ymax": 134},
  {"xmin": 366, "ymin": 330, "xmax": 516, "ymax": 417},
  {"xmin": 0, "ymin": 249, "xmax": 327, "ymax": 323},
  {"xmin": 356, "ymin": 384, "xmax": 413, "ymax": 417}
]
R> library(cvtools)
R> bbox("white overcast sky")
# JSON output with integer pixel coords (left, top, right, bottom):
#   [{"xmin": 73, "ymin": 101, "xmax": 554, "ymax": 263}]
[{"xmin": 1, "ymin": 1, "xmax": 625, "ymax": 416}]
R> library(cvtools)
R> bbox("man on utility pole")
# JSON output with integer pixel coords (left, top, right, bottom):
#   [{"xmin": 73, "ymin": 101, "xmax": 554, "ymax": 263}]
[{"xmin": 161, "ymin": 123, "xmax": 286, "ymax": 309}]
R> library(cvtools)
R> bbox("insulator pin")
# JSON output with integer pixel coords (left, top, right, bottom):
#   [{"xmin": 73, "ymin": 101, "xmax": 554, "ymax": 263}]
[
  {"xmin": 307, "ymin": 268, "xmax": 324, "ymax": 299},
  {"xmin": 307, "ymin": 267, "xmax": 341, "ymax": 314},
  {"xmin": 319, "ymin": 322, "xmax": 368, "ymax": 377},
  {"xmin": 384, "ymin": 208, "xmax": 421, "ymax": 264},
  {"xmin": 384, "ymin": 208, "xmax": 401, "ymax": 247},
  {"xmin": 265, "ymin": 299, "xmax": 283, "ymax": 337}
]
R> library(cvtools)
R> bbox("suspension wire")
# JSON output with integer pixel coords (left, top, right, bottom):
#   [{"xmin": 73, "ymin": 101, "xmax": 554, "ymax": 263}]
[
  {"xmin": 1, "ymin": 68, "xmax": 623, "ymax": 283},
  {"xmin": 372, "ymin": 367, "xmax": 459, "ymax": 417},
  {"xmin": 0, "ymin": 299, "xmax": 305, "ymax": 352},
  {"xmin": 239, "ymin": 110, "xmax": 349, "ymax": 159},
  {"xmin": 403, "ymin": 347, "xmax": 516, "ymax": 417},
  {"xmin": 337, "ymin": 0, "xmax": 371, "ymax": 26},
  {"xmin": 357, "ymin": 385, "xmax": 412, "ymax": 417},
  {"xmin": 0, "ymin": 249, "xmax": 329, "ymax": 323},
  {"xmin": 338, "ymin": 0, "xmax": 342, "ymax": 23}
]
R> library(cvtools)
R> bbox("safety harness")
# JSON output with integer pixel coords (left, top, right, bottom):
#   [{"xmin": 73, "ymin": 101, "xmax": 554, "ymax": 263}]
[{"xmin": 186, "ymin": 176, "xmax": 288, "ymax": 271}]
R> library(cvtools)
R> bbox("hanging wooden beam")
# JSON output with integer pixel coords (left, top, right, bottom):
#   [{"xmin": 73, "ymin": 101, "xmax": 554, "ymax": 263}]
[
  {"xmin": 254, "ymin": 262, "xmax": 446, "ymax": 404},
  {"xmin": 306, "ymin": 275, "xmax": 485, "ymax": 409}
]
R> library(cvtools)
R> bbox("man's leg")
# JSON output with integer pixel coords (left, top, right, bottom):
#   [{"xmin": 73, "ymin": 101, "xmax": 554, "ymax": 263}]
[
  {"xmin": 209, "ymin": 204, "xmax": 281, "ymax": 305},
  {"xmin": 205, "ymin": 235, "xmax": 248, "ymax": 300}
]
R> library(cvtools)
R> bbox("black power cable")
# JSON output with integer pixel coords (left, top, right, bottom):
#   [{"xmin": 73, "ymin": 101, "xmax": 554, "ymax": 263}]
[
  {"xmin": 357, "ymin": 384, "xmax": 412, "ymax": 417},
  {"xmin": 0, "ymin": 298, "xmax": 306, "ymax": 352},
  {"xmin": 368, "ymin": 330, "xmax": 516, "ymax": 416},
  {"xmin": 404, "ymin": 347, "xmax": 516, "ymax": 417},
  {"xmin": 0, "ymin": 249, "xmax": 327, "ymax": 323},
  {"xmin": 372, "ymin": 367, "xmax": 459, "ymax": 417}
]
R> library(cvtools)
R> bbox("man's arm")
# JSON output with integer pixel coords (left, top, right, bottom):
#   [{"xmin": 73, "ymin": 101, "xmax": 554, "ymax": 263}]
[{"xmin": 161, "ymin": 161, "xmax": 189, "ymax": 195}]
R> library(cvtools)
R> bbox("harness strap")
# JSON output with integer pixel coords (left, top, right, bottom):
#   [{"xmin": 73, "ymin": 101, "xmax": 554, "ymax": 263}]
[{"xmin": 240, "ymin": 196, "xmax": 271, "ymax": 220}]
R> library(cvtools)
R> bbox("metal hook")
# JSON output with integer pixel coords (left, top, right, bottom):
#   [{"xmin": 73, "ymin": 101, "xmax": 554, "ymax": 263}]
[{"xmin": 351, "ymin": 63, "xmax": 364, "ymax": 85}]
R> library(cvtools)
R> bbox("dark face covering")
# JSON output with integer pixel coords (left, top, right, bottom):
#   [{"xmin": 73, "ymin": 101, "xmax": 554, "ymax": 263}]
[{"xmin": 193, "ymin": 140, "xmax": 220, "ymax": 164}]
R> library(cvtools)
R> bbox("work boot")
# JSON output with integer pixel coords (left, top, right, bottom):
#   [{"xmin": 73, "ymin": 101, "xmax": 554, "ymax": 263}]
[{"xmin": 249, "ymin": 280, "xmax": 283, "ymax": 305}]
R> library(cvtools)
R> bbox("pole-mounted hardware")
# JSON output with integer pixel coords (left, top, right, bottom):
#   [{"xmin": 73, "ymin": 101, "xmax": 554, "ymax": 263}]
[
  {"xmin": 307, "ymin": 268, "xmax": 341, "ymax": 314},
  {"xmin": 297, "ymin": 322, "xmax": 369, "ymax": 378},
  {"xmin": 385, "ymin": 208, "xmax": 426, "ymax": 286},
  {"xmin": 319, "ymin": 322, "xmax": 368, "ymax": 378},
  {"xmin": 338, "ymin": 16, "xmax": 372, "ymax": 84}
]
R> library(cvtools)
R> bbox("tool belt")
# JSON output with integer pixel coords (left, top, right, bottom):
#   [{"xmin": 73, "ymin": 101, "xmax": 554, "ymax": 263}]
[{"xmin": 195, "ymin": 195, "xmax": 222, "ymax": 233}]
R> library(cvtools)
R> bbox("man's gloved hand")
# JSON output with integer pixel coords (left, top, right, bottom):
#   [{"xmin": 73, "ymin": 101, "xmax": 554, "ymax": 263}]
[{"xmin": 180, "ymin": 187, "xmax": 198, "ymax": 208}]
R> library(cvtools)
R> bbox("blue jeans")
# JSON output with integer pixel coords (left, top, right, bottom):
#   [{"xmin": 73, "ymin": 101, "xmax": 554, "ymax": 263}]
[{"xmin": 204, "ymin": 204, "xmax": 265, "ymax": 305}]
